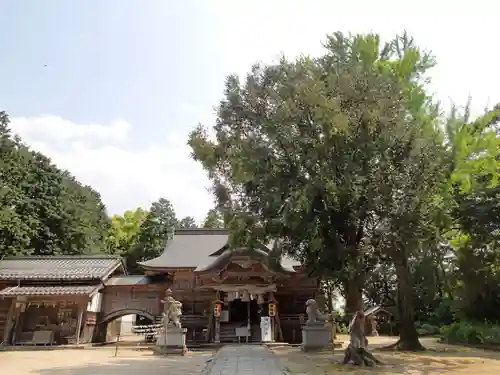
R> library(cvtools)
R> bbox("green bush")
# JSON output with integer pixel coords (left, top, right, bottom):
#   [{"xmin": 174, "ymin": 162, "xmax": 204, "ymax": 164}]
[
  {"xmin": 440, "ymin": 321, "xmax": 500, "ymax": 345},
  {"xmin": 416, "ymin": 323, "xmax": 440, "ymax": 336},
  {"xmin": 337, "ymin": 323, "xmax": 349, "ymax": 334}
]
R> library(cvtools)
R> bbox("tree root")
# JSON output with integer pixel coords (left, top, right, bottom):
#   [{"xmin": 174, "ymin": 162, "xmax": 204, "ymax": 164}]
[
  {"xmin": 379, "ymin": 339, "xmax": 426, "ymax": 352},
  {"xmin": 342, "ymin": 345, "xmax": 384, "ymax": 366}
]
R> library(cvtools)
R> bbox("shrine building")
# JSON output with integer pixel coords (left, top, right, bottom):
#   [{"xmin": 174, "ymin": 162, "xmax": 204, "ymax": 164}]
[{"xmin": 0, "ymin": 228, "xmax": 322, "ymax": 346}]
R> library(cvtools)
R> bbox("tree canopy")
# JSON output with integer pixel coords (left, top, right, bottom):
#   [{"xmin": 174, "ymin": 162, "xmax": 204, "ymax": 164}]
[
  {"xmin": 0, "ymin": 111, "xmax": 110, "ymax": 257},
  {"xmin": 202, "ymin": 208, "xmax": 225, "ymax": 229},
  {"xmin": 189, "ymin": 31, "xmax": 500, "ymax": 350}
]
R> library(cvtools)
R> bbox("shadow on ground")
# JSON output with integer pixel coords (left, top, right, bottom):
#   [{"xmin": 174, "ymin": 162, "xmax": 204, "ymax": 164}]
[{"xmin": 273, "ymin": 336, "xmax": 500, "ymax": 374}]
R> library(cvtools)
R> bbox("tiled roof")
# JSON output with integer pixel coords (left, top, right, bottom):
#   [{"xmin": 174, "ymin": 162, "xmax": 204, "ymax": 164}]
[
  {"xmin": 138, "ymin": 228, "xmax": 300, "ymax": 271},
  {"xmin": 0, "ymin": 255, "xmax": 124, "ymax": 281},
  {"xmin": 364, "ymin": 305, "xmax": 392, "ymax": 316},
  {"xmin": 0, "ymin": 285, "xmax": 100, "ymax": 297},
  {"xmin": 138, "ymin": 228, "xmax": 229, "ymax": 269}
]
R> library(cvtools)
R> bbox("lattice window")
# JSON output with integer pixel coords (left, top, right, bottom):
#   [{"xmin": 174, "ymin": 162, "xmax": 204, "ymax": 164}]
[{"xmin": 57, "ymin": 308, "xmax": 73, "ymax": 322}]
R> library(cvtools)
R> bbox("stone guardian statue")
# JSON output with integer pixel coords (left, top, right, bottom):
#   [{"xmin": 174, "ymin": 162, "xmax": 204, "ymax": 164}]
[
  {"xmin": 305, "ymin": 299, "xmax": 327, "ymax": 325},
  {"xmin": 156, "ymin": 288, "xmax": 187, "ymax": 355},
  {"xmin": 301, "ymin": 298, "xmax": 331, "ymax": 351},
  {"xmin": 160, "ymin": 289, "xmax": 183, "ymax": 329}
]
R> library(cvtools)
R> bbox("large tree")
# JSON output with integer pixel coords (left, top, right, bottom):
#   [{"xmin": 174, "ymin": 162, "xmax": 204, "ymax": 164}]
[
  {"xmin": 105, "ymin": 208, "xmax": 148, "ymax": 254},
  {"xmin": 178, "ymin": 216, "xmax": 197, "ymax": 228},
  {"xmin": 189, "ymin": 32, "xmax": 444, "ymax": 350},
  {"xmin": 0, "ymin": 111, "xmax": 110, "ymax": 257},
  {"xmin": 202, "ymin": 208, "xmax": 225, "ymax": 229},
  {"xmin": 125, "ymin": 197, "xmax": 178, "ymax": 273},
  {"xmin": 445, "ymin": 104, "xmax": 500, "ymax": 321}
]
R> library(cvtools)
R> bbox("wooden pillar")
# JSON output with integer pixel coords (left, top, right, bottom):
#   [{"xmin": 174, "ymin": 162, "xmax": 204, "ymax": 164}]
[
  {"xmin": 2, "ymin": 298, "xmax": 15, "ymax": 344},
  {"xmin": 214, "ymin": 290, "xmax": 220, "ymax": 344},
  {"xmin": 11, "ymin": 299, "xmax": 25, "ymax": 345},
  {"xmin": 214, "ymin": 316, "xmax": 220, "ymax": 343},
  {"xmin": 269, "ymin": 291, "xmax": 283, "ymax": 342},
  {"xmin": 246, "ymin": 290, "xmax": 250, "ymax": 343},
  {"xmin": 257, "ymin": 293, "xmax": 265, "ymax": 343},
  {"xmin": 76, "ymin": 304, "xmax": 84, "ymax": 345},
  {"xmin": 205, "ymin": 299, "xmax": 213, "ymax": 343}
]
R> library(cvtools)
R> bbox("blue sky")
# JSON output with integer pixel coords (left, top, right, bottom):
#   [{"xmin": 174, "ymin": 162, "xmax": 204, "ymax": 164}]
[
  {"xmin": 1, "ymin": 0, "xmax": 498, "ymax": 222},
  {"xmin": 1, "ymin": 1, "xmax": 221, "ymax": 140}
]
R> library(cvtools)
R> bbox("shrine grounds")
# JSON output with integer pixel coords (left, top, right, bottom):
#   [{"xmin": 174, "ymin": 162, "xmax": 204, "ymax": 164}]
[
  {"xmin": 0, "ymin": 346, "xmax": 215, "ymax": 375},
  {"xmin": 3, "ymin": 336, "xmax": 500, "ymax": 375},
  {"xmin": 273, "ymin": 335, "xmax": 500, "ymax": 374}
]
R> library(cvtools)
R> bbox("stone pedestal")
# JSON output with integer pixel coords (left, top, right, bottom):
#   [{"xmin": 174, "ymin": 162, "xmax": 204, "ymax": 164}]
[
  {"xmin": 155, "ymin": 327, "xmax": 187, "ymax": 355},
  {"xmin": 301, "ymin": 324, "xmax": 331, "ymax": 351}
]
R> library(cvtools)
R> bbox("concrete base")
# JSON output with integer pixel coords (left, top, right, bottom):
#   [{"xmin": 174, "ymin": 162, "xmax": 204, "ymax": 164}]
[
  {"xmin": 301, "ymin": 325, "xmax": 331, "ymax": 352},
  {"xmin": 155, "ymin": 327, "xmax": 187, "ymax": 355}
]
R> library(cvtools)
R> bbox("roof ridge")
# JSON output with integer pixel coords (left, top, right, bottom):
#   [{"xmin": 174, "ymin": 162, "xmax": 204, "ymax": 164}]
[
  {"xmin": 173, "ymin": 228, "xmax": 229, "ymax": 235},
  {"xmin": 2, "ymin": 255, "xmax": 122, "ymax": 260}
]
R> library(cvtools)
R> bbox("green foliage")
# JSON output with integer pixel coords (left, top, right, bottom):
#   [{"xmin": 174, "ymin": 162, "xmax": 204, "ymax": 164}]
[
  {"xmin": 415, "ymin": 322, "xmax": 440, "ymax": 336},
  {"xmin": 440, "ymin": 322, "xmax": 500, "ymax": 345},
  {"xmin": 123, "ymin": 198, "xmax": 178, "ymax": 273},
  {"xmin": 0, "ymin": 111, "xmax": 109, "ymax": 257},
  {"xmin": 189, "ymin": 32, "xmax": 438, "ymax": 275},
  {"xmin": 362, "ymin": 101, "xmax": 499, "ymax": 327},
  {"xmin": 441, "ymin": 104, "xmax": 500, "ymax": 322},
  {"xmin": 337, "ymin": 323, "xmax": 349, "ymax": 334},
  {"xmin": 105, "ymin": 208, "xmax": 147, "ymax": 254},
  {"xmin": 202, "ymin": 208, "xmax": 225, "ymax": 229},
  {"xmin": 178, "ymin": 216, "xmax": 197, "ymax": 228},
  {"xmin": 189, "ymin": 31, "xmax": 446, "ymax": 348}
]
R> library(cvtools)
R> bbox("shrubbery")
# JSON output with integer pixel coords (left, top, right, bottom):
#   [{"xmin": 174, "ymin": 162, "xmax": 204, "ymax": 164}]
[
  {"xmin": 337, "ymin": 323, "xmax": 349, "ymax": 334},
  {"xmin": 440, "ymin": 321, "xmax": 500, "ymax": 345},
  {"xmin": 415, "ymin": 322, "xmax": 440, "ymax": 336}
]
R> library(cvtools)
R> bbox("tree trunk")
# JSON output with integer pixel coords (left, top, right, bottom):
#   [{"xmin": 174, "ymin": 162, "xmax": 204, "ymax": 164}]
[
  {"xmin": 393, "ymin": 253, "xmax": 425, "ymax": 351},
  {"xmin": 344, "ymin": 272, "xmax": 364, "ymax": 317},
  {"xmin": 438, "ymin": 259, "xmax": 454, "ymax": 301},
  {"xmin": 325, "ymin": 282, "xmax": 334, "ymax": 313}
]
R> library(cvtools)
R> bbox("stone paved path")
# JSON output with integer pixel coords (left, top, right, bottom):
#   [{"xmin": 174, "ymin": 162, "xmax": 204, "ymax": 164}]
[{"xmin": 205, "ymin": 345, "xmax": 285, "ymax": 375}]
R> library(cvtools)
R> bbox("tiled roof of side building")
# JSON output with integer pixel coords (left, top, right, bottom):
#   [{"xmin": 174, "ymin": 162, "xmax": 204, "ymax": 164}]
[
  {"xmin": 0, "ymin": 255, "xmax": 125, "ymax": 281},
  {"xmin": 0, "ymin": 285, "xmax": 101, "ymax": 297}
]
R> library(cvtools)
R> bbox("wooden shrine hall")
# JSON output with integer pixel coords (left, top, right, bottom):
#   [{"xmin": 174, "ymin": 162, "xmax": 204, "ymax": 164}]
[
  {"xmin": 138, "ymin": 228, "xmax": 322, "ymax": 343},
  {"xmin": 0, "ymin": 228, "xmax": 322, "ymax": 346}
]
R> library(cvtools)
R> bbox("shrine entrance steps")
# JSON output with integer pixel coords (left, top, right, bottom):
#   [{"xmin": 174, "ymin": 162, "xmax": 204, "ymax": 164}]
[{"xmin": 219, "ymin": 322, "xmax": 261, "ymax": 343}]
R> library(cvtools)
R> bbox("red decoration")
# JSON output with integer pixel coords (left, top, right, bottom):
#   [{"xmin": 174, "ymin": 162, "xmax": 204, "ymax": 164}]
[{"xmin": 214, "ymin": 303, "xmax": 222, "ymax": 317}]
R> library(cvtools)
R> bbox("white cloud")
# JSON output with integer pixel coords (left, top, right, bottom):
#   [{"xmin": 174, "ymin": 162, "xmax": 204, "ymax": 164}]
[
  {"xmin": 11, "ymin": 115, "xmax": 131, "ymax": 142},
  {"xmin": 9, "ymin": 116, "xmax": 214, "ymax": 222}
]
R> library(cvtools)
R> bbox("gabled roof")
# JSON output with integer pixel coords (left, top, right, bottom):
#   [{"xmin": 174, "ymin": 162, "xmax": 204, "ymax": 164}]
[
  {"xmin": 138, "ymin": 228, "xmax": 301, "ymax": 271},
  {"xmin": 364, "ymin": 305, "xmax": 392, "ymax": 316},
  {"xmin": 0, "ymin": 255, "xmax": 125, "ymax": 281},
  {"xmin": 194, "ymin": 247, "xmax": 296, "ymax": 274}
]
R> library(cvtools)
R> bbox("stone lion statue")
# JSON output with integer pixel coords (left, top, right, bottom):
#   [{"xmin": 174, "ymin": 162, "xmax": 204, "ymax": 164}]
[
  {"xmin": 161, "ymin": 290, "xmax": 183, "ymax": 328},
  {"xmin": 305, "ymin": 299, "xmax": 327, "ymax": 325},
  {"xmin": 166, "ymin": 299, "xmax": 183, "ymax": 328}
]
